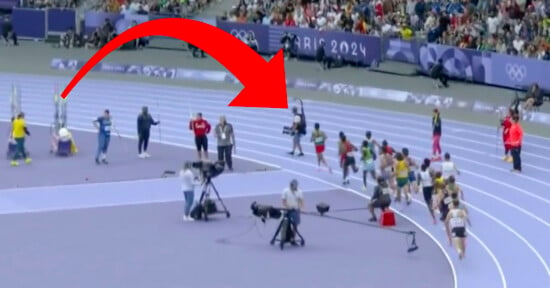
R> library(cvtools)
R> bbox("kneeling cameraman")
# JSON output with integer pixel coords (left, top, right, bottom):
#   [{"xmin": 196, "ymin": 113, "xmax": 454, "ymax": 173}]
[
  {"xmin": 368, "ymin": 176, "xmax": 392, "ymax": 222},
  {"xmin": 282, "ymin": 179, "xmax": 304, "ymax": 244}
]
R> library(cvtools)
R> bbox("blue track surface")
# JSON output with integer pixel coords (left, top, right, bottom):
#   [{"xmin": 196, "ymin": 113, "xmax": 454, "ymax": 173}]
[{"xmin": 1, "ymin": 73, "xmax": 549, "ymax": 288}]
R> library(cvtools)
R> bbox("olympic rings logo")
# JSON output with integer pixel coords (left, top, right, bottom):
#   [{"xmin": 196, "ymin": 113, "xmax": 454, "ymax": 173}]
[
  {"xmin": 505, "ymin": 63, "xmax": 527, "ymax": 82},
  {"xmin": 230, "ymin": 29, "xmax": 255, "ymax": 42}
]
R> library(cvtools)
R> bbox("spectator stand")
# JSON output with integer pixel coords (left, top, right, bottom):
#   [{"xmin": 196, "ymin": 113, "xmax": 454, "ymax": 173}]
[{"xmin": 217, "ymin": 0, "xmax": 550, "ymax": 95}]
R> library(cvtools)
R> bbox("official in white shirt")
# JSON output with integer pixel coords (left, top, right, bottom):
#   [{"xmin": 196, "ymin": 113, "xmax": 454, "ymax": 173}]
[
  {"xmin": 180, "ymin": 162, "xmax": 199, "ymax": 221},
  {"xmin": 282, "ymin": 179, "xmax": 304, "ymax": 226}
]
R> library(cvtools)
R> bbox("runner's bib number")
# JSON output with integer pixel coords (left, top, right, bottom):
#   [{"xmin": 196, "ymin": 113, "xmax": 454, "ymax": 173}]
[
  {"xmin": 382, "ymin": 188, "xmax": 391, "ymax": 195},
  {"xmin": 443, "ymin": 197, "xmax": 452, "ymax": 205},
  {"xmin": 450, "ymin": 217, "xmax": 465, "ymax": 228},
  {"xmin": 315, "ymin": 136, "xmax": 324, "ymax": 145}
]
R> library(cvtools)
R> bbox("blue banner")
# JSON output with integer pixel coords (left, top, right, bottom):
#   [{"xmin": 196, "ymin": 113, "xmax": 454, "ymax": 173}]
[
  {"xmin": 12, "ymin": 8, "xmax": 46, "ymax": 39},
  {"xmin": 382, "ymin": 37, "xmax": 422, "ymax": 64},
  {"xmin": 215, "ymin": 20, "xmax": 270, "ymax": 54},
  {"xmin": 0, "ymin": 0, "xmax": 18, "ymax": 10},
  {"xmin": 47, "ymin": 8, "xmax": 76, "ymax": 33},
  {"xmin": 216, "ymin": 20, "xmax": 381, "ymax": 66},
  {"xmin": 488, "ymin": 53, "xmax": 550, "ymax": 91},
  {"xmin": 417, "ymin": 43, "xmax": 490, "ymax": 84}
]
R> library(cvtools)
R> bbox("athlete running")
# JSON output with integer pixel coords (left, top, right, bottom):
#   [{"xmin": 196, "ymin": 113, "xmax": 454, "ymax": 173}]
[
  {"xmin": 445, "ymin": 198, "xmax": 469, "ymax": 260},
  {"xmin": 360, "ymin": 140, "xmax": 376, "ymax": 190},
  {"xmin": 433, "ymin": 171, "xmax": 445, "ymax": 215},
  {"xmin": 417, "ymin": 163, "xmax": 436, "ymax": 224},
  {"xmin": 379, "ymin": 147, "xmax": 395, "ymax": 191},
  {"xmin": 364, "ymin": 131, "xmax": 379, "ymax": 161},
  {"xmin": 339, "ymin": 132, "xmax": 359, "ymax": 185},
  {"xmin": 394, "ymin": 152, "xmax": 411, "ymax": 204},
  {"xmin": 311, "ymin": 123, "xmax": 332, "ymax": 173},
  {"xmin": 402, "ymin": 148, "xmax": 418, "ymax": 194},
  {"xmin": 432, "ymin": 109, "xmax": 442, "ymax": 161},
  {"xmin": 440, "ymin": 175, "xmax": 463, "ymax": 221},
  {"xmin": 441, "ymin": 152, "xmax": 460, "ymax": 180}
]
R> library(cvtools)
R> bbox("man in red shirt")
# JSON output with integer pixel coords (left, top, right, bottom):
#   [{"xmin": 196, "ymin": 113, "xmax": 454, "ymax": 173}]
[
  {"xmin": 507, "ymin": 115, "xmax": 523, "ymax": 173},
  {"xmin": 500, "ymin": 109, "xmax": 513, "ymax": 163},
  {"xmin": 189, "ymin": 112, "xmax": 211, "ymax": 160}
]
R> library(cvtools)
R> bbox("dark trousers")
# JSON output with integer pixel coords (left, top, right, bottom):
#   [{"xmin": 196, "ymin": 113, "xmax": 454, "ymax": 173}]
[
  {"xmin": 2, "ymin": 31, "xmax": 18, "ymax": 45},
  {"xmin": 138, "ymin": 131, "xmax": 150, "ymax": 153},
  {"xmin": 217, "ymin": 145, "xmax": 233, "ymax": 169},
  {"xmin": 511, "ymin": 146, "xmax": 522, "ymax": 171},
  {"xmin": 320, "ymin": 57, "xmax": 332, "ymax": 69},
  {"xmin": 13, "ymin": 137, "xmax": 27, "ymax": 160},
  {"xmin": 438, "ymin": 74, "xmax": 449, "ymax": 87}
]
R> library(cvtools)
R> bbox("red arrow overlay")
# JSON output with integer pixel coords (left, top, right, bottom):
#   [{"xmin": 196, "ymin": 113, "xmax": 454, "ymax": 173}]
[{"xmin": 60, "ymin": 18, "xmax": 288, "ymax": 109}]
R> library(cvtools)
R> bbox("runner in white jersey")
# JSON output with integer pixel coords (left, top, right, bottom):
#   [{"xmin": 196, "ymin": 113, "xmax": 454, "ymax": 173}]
[
  {"xmin": 441, "ymin": 152, "xmax": 460, "ymax": 180},
  {"xmin": 417, "ymin": 163, "xmax": 436, "ymax": 224},
  {"xmin": 445, "ymin": 199, "xmax": 468, "ymax": 260}
]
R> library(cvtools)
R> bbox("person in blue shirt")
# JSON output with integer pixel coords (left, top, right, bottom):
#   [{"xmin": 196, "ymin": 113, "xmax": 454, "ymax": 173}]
[{"xmin": 93, "ymin": 109, "xmax": 113, "ymax": 164}]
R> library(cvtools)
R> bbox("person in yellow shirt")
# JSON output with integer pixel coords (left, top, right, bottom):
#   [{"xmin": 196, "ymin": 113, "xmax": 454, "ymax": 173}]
[
  {"xmin": 394, "ymin": 152, "xmax": 411, "ymax": 204},
  {"xmin": 10, "ymin": 112, "xmax": 31, "ymax": 166}
]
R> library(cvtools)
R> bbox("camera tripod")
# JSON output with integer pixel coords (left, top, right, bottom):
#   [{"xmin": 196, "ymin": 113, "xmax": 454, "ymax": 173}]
[
  {"xmin": 270, "ymin": 211, "xmax": 305, "ymax": 250},
  {"xmin": 196, "ymin": 177, "xmax": 231, "ymax": 221}
]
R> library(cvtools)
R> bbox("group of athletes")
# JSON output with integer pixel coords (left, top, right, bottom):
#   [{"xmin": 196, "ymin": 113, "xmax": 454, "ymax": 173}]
[{"xmin": 300, "ymin": 108, "xmax": 470, "ymax": 260}]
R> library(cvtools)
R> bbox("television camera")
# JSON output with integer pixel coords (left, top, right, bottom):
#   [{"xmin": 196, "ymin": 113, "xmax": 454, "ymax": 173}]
[
  {"xmin": 190, "ymin": 160, "xmax": 230, "ymax": 221},
  {"xmin": 191, "ymin": 160, "xmax": 224, "ymax": 181},
  {"xmin": 251, "ymin": 202, "xmax": 305, "ymax": 250}
]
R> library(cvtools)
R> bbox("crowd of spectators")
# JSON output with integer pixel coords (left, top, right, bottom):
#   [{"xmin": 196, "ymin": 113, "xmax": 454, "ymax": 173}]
[
  {"xmin": 22, "ymin": 0, "xmax": 78, "ymax": 8},
  {"xmin": 222, "ymin": 0, "xmax": 550, "ymax": 60},
  {"xmin": 90, "ymin": 0, "xmax": 212, "ymax": 16}
]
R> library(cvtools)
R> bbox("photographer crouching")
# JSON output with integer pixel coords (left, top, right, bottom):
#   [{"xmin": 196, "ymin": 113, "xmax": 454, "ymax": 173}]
[{"xmin": 282, "ymin": 179, "xmax": 304, "ymax": 245}]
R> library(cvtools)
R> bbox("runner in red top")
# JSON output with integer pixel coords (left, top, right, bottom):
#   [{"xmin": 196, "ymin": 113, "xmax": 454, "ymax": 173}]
[
  {"xmin": 189, "ymin": 112, "xmax": 211, "ymax": 160},
  {"xmin": 500, "ymin": 109, "xmax": 514, "ymax": 163},
  {"xmin": 338, "ymin": 132, "xmax": 358, "ymax": 185},
  {"xmin": 507, "ymin": 115, "xmax": 523, "ymax": 173}
]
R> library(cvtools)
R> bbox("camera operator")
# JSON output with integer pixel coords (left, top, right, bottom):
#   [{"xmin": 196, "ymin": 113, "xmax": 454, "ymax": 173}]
[
  {"xmin": 316, "ymin": 40, "xmax": 331, "ymax": 70},
  {"xmin": 282, "ymin": 179, "xmax": 304, "ymax": 244},
  {"xmin": 60, "ymin": 27, "xmax": 78, "ymax": 49},
  {"xmin": 368, "ymin": 176, "xmax": 392, "ymax": 222},
  {"xmin": 245, "ymin": 32, "xmax": 259, "ymax": 52},
  {"xmin": 189, "ymin": 112, "xmax": 211, "ymax": 160},
  {"xmin": 2, "ymin": 15, "xmax": 18, "ymax": 46},
  {"xmin": 180, "ymin": 161, "xmax": 200, "ymax": 221},
  {"xmin": 281, "ymin": 32, "xmax": 297, "ymax": 59},
  {"xmin": 431, "ymin": 59, "xmax": 449, "ymax": 88},
  {"xmin": 215, "ymin": 115, "xmax": 236, "ymax": 171},
  {"xmin": 288, "ymin": 106, "xmax": 305, "ymax": 156}
]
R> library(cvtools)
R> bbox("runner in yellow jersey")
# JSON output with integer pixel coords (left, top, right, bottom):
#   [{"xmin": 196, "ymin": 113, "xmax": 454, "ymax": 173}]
[
  {"xmin": 10, "ymin": 112, "xmax": 32, "ymax": 166},
  {"xmin": 433, "ymin": 171, "xmax": 445, "ymax": 214},
  {"xmin": 394, "ymin": 152, "xmax": 411, "ymax": 204}
]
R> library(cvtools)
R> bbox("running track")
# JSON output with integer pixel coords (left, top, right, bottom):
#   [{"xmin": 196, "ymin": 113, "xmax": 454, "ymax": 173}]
[{"xmin": 1, "ymin": 73, "xmax": 549, "ymax": 288}]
